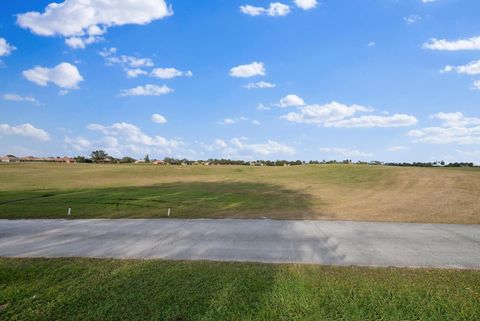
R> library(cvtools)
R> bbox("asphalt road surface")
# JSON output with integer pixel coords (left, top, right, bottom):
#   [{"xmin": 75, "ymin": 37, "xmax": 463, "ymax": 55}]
[{"xmin": 0, "ymin": 219, "xmax": 479, "ymax": 269}]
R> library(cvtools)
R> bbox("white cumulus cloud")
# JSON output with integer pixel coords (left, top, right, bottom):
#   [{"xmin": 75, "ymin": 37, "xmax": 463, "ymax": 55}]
[
  {"xmin": 120, "ymin": 84, "xmax": 173, "ymax": 97},
  {"xmin": 423, "ymin": 36, "xmax": 480, "ymax": 51},
  {"xmin": 441, "ymin": 60, "xmax": 480, "ymax": 75},
  {"xmin": 17, "ymin": 0, "xmax": 173, "ymax": 49},
  {"xmin": 294, "ymin": 0, "xmax": 318, "ymax": 10},
  {"xmin": 203, "ymin": 137, "xmax": 294, "ymax": 159},
  {"xmin": 151, "ymin": 68, "xmax": 192, "ymax": 79},
  {"xmin": 23, "ymin": 62, "xmax": 83, "ymax": 90},
  {"xmin": 230, "ymin": 61, "xmax": 265, "ymax": 78},
  {"xmin": 126, "ymin": 69, "xmax": 148, "ymax": 78},
  {"xmin": 0, "ymin": 123, "xmax": 50, "ymax": 141},
  {"xmin": 281, "ymin": 101, "xmax": 417, "ymax": 128},
  {"xmin": 240, "ymin": 3, "xmax": 291, "ymax": 17},
  {"xmin": 82, "ymin": 122, "xmax": 183, "ymax": 157},
  {"xmin": 279, "ymin": 94, "xmax": 305, "ymax": 107},
  {"xmin": 0, "ymin": 38, "xmax": 16, "ymax": 56},
  {"xmin": 151, "ymin": 114, "xmax": 167, "ymax": 124},
  {"xmin": 408, "ymin": 112, "xmax": 480, "ymax": 145}
]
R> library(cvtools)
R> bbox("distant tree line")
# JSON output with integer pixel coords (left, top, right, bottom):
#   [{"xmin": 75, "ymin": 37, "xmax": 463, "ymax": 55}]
[
  {"xmin": 384, "ymin": 161, "xmax": 475, "ymax": 168},
  {"xmin": 67, "ymin": 150, "xmax": 478, "ymax": 167}
]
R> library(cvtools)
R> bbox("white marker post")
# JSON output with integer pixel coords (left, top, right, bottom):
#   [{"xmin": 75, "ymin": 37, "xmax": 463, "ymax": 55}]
[
  {"xmin": 68, "ymin": 208, "xmax": 71, "ymax": 216},
  {"xmin": 167, "ymin": 208, "xmax": 171, "ymax": 217}
]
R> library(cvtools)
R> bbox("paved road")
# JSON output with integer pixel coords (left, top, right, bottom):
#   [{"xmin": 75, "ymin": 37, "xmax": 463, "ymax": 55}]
[{"xmin": 0, "ymin": 219, "xmax": 479, "ymax": 268}]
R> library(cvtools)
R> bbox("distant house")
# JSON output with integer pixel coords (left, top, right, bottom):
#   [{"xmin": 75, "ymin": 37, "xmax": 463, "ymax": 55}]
[
  {"xmin": 59, "ymin": 157, "xmax": 76, "ymax": 163},
  {"xmin": 152, "ymin": 160, "xmax": 165, "ymax": 165},
  {"xmin": 20, "ymin": 156, "xmax": 42, "ymax": 162},
  {"xmin": 18, "ymin": 156, "xmax": 76, "ymax": 163},
  {"xmin": 135, "ymin": 159, "xmax": 146, "ymax": 164},
  {"xmin": 1, "ymin": 155, "xmax": 20, "ymax": 163}
]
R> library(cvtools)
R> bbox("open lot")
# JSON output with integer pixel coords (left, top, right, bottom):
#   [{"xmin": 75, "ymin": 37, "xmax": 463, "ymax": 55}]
[
  {"xmin": 0, "ymin": 163, "xmax": 479, "ymax": 223},
  {"xmin": 0, "ymin": 258, "xmax": 478, "ymax": 321}
]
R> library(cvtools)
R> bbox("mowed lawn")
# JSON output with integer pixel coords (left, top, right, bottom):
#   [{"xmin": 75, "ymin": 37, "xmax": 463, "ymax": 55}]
[
  {"xmin": 0, "ymin": 258, "xmax": 478, "ymax": 321},
  {"xmin": 0, "ymin": 163, "xmax": 479, "ymax": 223}
]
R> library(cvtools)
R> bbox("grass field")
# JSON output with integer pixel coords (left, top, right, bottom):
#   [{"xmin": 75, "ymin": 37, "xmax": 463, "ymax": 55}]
[
  {"xmin": 0, "ymin": 163, "xmax": 479, "ymax": 223},
  {"xmin": 0, "ymin": 258, "xmax": 478, "ymax": 321}
]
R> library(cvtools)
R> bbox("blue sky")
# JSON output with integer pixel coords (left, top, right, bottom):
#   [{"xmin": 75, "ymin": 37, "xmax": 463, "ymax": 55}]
[{"xmin": 1, "ymin": 0, "xmax": 480, "ymax": 162}]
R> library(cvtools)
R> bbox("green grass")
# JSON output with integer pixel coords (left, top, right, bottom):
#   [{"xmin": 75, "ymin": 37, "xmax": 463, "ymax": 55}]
[
  {"xmin": 1, "ymin": 163, "xmax": 479, "ymax": 223},
  {"xmin": 0, "ymin": 182, "xmax": 311, "ymax": 219},
  {"xmin": 0, "ymin": 258, "xmax": 478, "ymax": 321}
]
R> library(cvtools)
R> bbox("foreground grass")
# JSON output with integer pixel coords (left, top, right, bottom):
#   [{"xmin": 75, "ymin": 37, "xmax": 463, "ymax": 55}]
[
  {"xmin": 1, "ymin": 163, "xmax": 479, "ymax": 223},
  {"xmin": 0, "ymin": 258, "xmax": 478, "ymax": 321}
]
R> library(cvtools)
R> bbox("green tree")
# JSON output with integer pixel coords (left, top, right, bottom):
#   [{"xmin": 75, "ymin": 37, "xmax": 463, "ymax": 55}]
[
  {"xmin": 121, "ymin": 156, "xmax": 136, "ymax": 163},
  {"xmin": 90, "ymin": 150, "xmax": 108, "ymax": 163}
]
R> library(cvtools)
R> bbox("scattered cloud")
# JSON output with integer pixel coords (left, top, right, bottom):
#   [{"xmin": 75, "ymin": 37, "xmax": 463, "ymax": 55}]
[
  {"xmin": 219, "ymin": 116, "xmax": 248, "ymax": 125},
  {"xmin": 240, "ymin": 3, "xmax": 291, "ymax": 17},
  {"xmin": 230, "ymin": 61, "xmax": 265, "ymax": 78},
  {"xmin": 22, "ymin": 62, "xmax": 83, "ymax": 91},
  {"xmin": 278, "ymin": 94, "xmax": 305, "ymax": 107},
  {"xmin": 151, "ymin": 68, "xmax": 192, "ymax": 79},
  {"xmin": 64, "ymin": 136, "xmax": 94, "ymax": 152},
  {"xmin": 100, "ymin": 48, "xmax": 192, "ymax": 80},
  {"xmin": 125, "ymin": 68, "xmax": 148, "ymax": 78},
  {"xmin": 100, "ymin": 48, "xmax": 154, "ymax": 68},
  {"xmin": 294, "ymin": 0, "xmax": 318, "ymax": 10},
  {"xmin": 423, "ymin": 36, "xmax": 480, "ymax": 51},
  {"xmin": 231, "ymin": 138, "xmax": 294, "ymax": 156},
  {"xmin": 441, "ymin": 60, "xmax": 480, "ymax": 75},
  {"xmin": 151, "ymin": 114, "xmax": 167, "ymax": 124},
  {"xmin": 17, "ymin": 0, "xmax": 173, "ymax": 49},
  {"xmin": 408, "ymin": 112, "xmax": 480, "ymax": 144},
  {"xmin": 2, "ymin": 94, "xmax": 37, "ymax": 103},
  {"xmin": 404, "ymin": 14, "xmax": 421, "ymax": 24},
  {"xmin": 81, "ymin": 122, "xmax": 183, "ymax": 156},
  {"xmin": 387, "ymin": 145, "xmax": 407, "ymax": 152},
  {"xmin": 65, "ymin": 32, "xmax": 103, "ymax": 49},
  {"xmin": 120, "ymin": 84, "xmax": 173, "ymax": 97},
  {"xmin": 0, "ymin": 38, "xmax": 15, "ymax": 56},
  {"xmin": 281, "ymin": 101, "xmax": 417, "ymax": 128},
  {"xmin": 368, "ymin": 42, "xmax": 376, "ymax": 47},
  {"xmin": 257, "ymin": 103, "xmax": 271, "ymax": 111},
  {"xmin": 252, "ymin": 120, "xmax": 261, "ymax": 125},
  {"xmin": 422, "ymin": 0, "xmax": 436, "ymax": 3},
  {"xmin": 244, "ymin": 81, "xmax": 276, "ymax": 89},
  {"xmin": 202, "ymin": 137, "xmax": 295, "ymax": 158},
  {"xmin": 100, "ymin": 47, "xmax": 153, "ymax": 77},
  {"xmin": 319, "ymin": 147, "xmax": 373, "ymax": 158},
  {"xmin": 0, "ymin": 123, "xmax": 50, "ymax": 141},
  {"xmin": 472, "ymin": 80, "xmax": 480, "ymax": 90}
]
